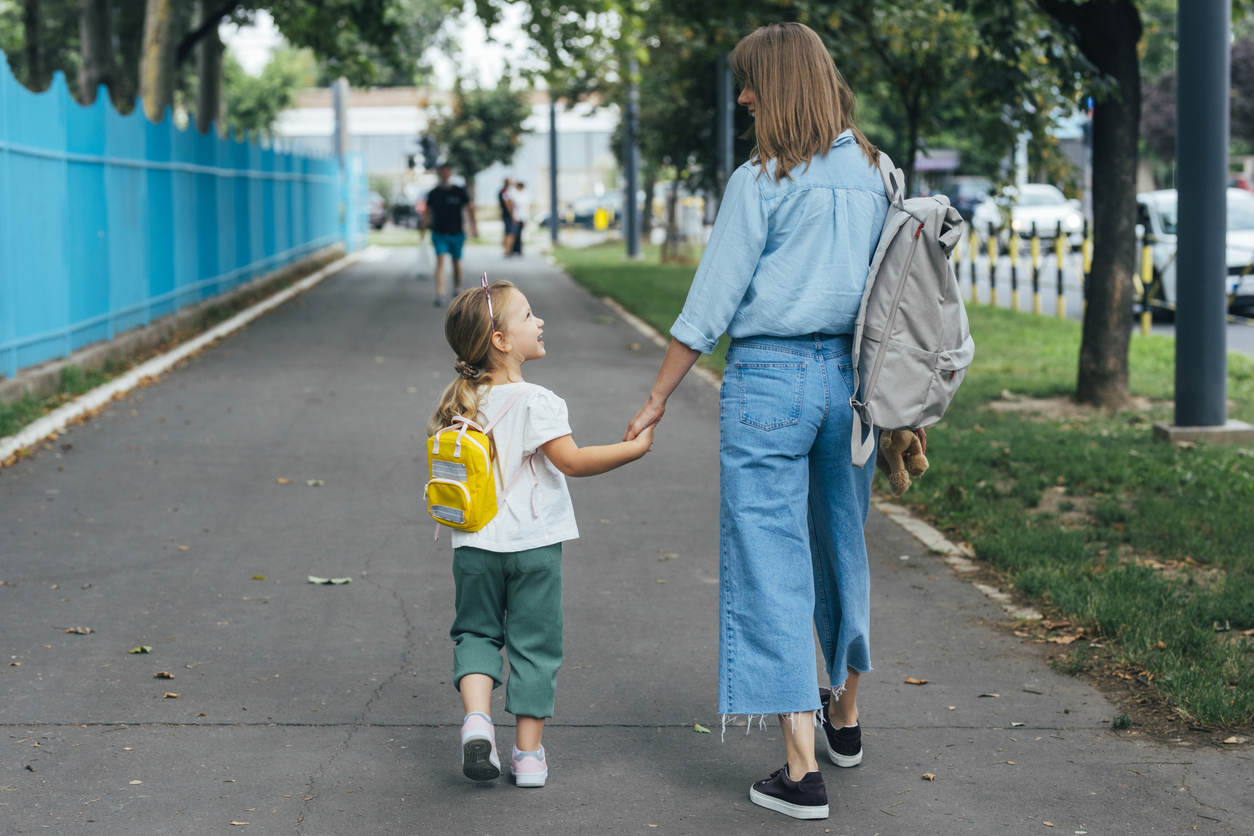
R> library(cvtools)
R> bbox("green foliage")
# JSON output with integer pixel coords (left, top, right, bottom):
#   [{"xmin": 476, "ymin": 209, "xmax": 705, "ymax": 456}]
[
  {"xmin": 222, "ymin": 47, "xmax": 314, "ymax": 139},
  {"xmin": 0, "ymin": 0, "xmax": 81, "ymax": 91},
  {"xmin": 429, "ymin": 79, "xmax": 532, "ymax": 183}
]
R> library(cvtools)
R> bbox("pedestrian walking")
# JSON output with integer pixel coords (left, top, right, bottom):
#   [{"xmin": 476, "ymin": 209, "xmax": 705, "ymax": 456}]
[
  {"xmin": 499, "ymin": 178, "xmax": 516, "ymax": 257},
  {"xmin": 624, "ymin": 22, "xmax": 889, "ymax": 821},
  {"xmin": 429, "ymin": 278, "xmax": 655, "ymax": 788},
  {"xmin": 421, "ymin": 165, "xmax": 476, "ymax": 305},
  {"xmin": 509, "ymin": 181, "xmax": 530, "ymax": 257}
]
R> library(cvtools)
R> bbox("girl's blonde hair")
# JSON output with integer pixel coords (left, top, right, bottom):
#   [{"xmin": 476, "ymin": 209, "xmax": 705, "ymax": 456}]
[
  {"xmin": 426, "ymin": 280, "xmax": 516, "ymax": 437},
  {"xmin": 729, "ymin": 22, "xmax": 878, "ymax": 182}
]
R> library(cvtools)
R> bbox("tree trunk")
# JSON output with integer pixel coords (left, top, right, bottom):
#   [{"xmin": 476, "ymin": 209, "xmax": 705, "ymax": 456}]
[
  {"xmin": 193, "ymin": 0, "xmax": 222, "ymax": 134},
  {"xmin": 139, "ymin": 0, "xmax": 179, "ymax": 122},
  {"xmin": 112, "ymin": 0, "xmax": 147, "ymax": 114},
  {"xmin": 465, "ymin": 177, "xmax": 479, "ymax": 238},
  {"xmin": 22, "ymin": 0, "xmax": 47, "ymax": 91},
  {"xmin": 78, "ymin": 0, "xmax": 114, "ymax": 104},
  {"xmin": 1038, "ymin": 0, "xmax": 1141, "ymax": 408},
  {"xmin": 641, "ymin": 173, "xmax": 656, "ymax": 239}
]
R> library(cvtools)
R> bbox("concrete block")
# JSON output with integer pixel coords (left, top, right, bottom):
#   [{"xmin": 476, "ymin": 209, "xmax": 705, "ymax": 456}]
[{"xmin": 1152, "ymin": 419, "xmax": 1254, "ymax": 445}]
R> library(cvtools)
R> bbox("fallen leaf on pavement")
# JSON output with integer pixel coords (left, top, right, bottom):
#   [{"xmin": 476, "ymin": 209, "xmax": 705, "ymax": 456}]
[
  {"xmin": 129, "ymin": 646, "xmax": 152, "ymax": 654},
  {"xmin": 1155, "ymin": 640, "xmax": 1167, "ymax": 650},
  {"xmin": 178, "ymin": 546, "xmax": 189, "ymax": 551},
  {"xmin": 1000, "ymin": 761, "xmax": 1016, "ymax": 765},
  {"xmin": 1042, "ymin": 823, "xmax": 1054, "ymax": 827},
  {"xmin": 307, "ymin": 576, "xmax": 351, "ymax": 585},
  {"xmin": 276, "ymin": 478, "xmax": 291, "ymax": 485},
  {"xmin": 65, "ymin": 627, "xmax": 94, "ymax": 634},
  {"xmin": 904, "ymin": 677, "xmax": 928, "ymax": 686},
  {"xmin": 230, "ymin": 822, "xmax": 249, "ymax": 826},
  {"xmin": 1223, "ymin": 736, "xmax": 1247, "ymax": 745},
  {"xmin": 921, "ymin": 773, "xmax": 936, "ymax": 781},
  {"xmin": 694, "ymin": 723, "xmax": 710, "ymax": 734},
  {"xmin": 8, "ymin": 662, "xmax": 19, "ymax": 666},
  {"xmin": 1047, "ymin": 634, "xmax": 1080, "ymax": 645},
  {"xmin": 306, "ymin": 480, "xmax": 324, "ymax": 487},
  {"xmin": 978, "ymin": 693, "xmax": 1000, "ymax": 698},
  {"xmin": 948, "ymin": 706, "xmax": 955, "ymax": 710},
  {"xmin": 163, "ymin": 692, "xmax": 178, "ymax": 698},
  {"xmin": 129, "ymin": 780, "xmax": 142, "ymax": 785},
  {"xmin": 1011, "ymin": 722, "xmax": 1026, "ymax": 727},
  {"xmin": 252, "ymin": 575, "xmax": 267, "ymax": 580},
  {"xmin": 154, "ymin": 672, "xmax": 174, "ymax": 679},
  {"xmin": 627, "ymin": 342, "xmax": 641, "ymax": 351}
]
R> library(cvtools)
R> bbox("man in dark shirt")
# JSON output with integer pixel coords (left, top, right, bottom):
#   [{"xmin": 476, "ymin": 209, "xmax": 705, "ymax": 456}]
[{"xmin": 421, "ymin": 165, "xmax": 476, "ymax": 305}]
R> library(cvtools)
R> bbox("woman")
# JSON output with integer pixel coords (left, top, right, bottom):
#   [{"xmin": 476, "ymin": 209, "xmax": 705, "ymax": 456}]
[{"xmin": 624, "ymin": 23, "xmax": 887, "ymax": 820}]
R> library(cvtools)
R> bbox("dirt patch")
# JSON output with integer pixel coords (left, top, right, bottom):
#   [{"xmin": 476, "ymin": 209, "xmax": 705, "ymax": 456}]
[
  {"xmin": 1033, "ymin": 485, "xmax": 1096, "ymax": 528},
  {"xmin": 984, "ymin": 390, "xmax": 1161, "ymax": 420}
]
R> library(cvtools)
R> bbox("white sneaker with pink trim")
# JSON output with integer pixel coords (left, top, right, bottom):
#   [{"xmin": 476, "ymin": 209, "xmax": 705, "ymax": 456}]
[
  {"xmin": 511, "ymin": 744, "xmax": 548, "ymax": 788},
  {"xmin": 460, "ymin": 712, "xmax": 500, "ymax": 781}
]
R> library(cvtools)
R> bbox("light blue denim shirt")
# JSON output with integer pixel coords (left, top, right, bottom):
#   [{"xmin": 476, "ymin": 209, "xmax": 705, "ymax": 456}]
[{"xmin": 671, "ymin": 130, "xmax": 889, "ymax": 353}]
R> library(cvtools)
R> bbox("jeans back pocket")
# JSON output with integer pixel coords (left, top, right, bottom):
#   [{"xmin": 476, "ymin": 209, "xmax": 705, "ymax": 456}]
[{"xmin": 736, "ymin": 362, "xmax": 806, "ymax": 431}]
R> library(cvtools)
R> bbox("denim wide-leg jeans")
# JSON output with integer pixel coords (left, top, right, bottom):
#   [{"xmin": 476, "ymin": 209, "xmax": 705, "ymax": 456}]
[{"xmin": 718, "ymin": 333, "xmax": 876, "ymax": 716}]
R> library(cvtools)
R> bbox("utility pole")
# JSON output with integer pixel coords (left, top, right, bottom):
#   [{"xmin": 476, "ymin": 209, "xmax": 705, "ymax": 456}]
[
  {"xmin": 715, "ymin": 53, "xmax": 735, "ymax": 203},
  {"xmin": 549, "ymin": 97, "xmax": 559, "ymax": 245},
  {"xmin": 624, "ymin": 59, "xmax": 641, "ymax": 258},
  {"xmin": 1158, "ymin": 0, "xmax": 1254, "ymax": 444}
]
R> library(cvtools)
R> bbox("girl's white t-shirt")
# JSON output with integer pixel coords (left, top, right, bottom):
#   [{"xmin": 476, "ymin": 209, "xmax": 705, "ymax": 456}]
[{"xmin": 450, "ymin": 382, "xmax": 580, "ymax": 553}]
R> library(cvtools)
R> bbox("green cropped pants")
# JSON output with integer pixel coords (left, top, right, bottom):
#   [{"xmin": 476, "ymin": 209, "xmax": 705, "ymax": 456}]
[{"xmin": 450, "ymin": 543, "xmax": 563, "ymax": 719}]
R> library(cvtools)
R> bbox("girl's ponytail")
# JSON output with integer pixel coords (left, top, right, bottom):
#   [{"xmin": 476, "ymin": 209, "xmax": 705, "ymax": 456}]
[{"xmin": 426, "ymin": 280, "xmax": 516, "ymax": 437}]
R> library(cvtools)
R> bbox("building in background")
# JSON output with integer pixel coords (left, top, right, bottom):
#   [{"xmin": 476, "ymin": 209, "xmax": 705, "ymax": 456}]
[{"xmin": 274, "ymin": 88, "xmax": 618, "ymax": 218}]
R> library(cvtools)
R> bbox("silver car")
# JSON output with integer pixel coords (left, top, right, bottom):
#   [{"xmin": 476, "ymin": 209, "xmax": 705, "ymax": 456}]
[
  {"xmin": 1136, "ymin": 188, "xmax": 1254, "ymax": 313},
  {"xmin": 971, "ymin": 183, "xmax": 1085, "ymax": 243}
]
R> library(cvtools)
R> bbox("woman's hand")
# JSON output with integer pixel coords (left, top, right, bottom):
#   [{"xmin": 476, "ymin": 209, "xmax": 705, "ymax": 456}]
[{"xmin": 624, "ymin": 395, "xmax": 665, "ymax": 441}]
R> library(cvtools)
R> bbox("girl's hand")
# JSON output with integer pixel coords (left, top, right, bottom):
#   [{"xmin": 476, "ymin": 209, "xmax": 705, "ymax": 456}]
[
  {"xmin": 624, "ymin": 396, "xmax": 665, "ymax": 441},
  {"xmin": 633, "ymin": 423, "xmax": 656, "ymax": 456}
]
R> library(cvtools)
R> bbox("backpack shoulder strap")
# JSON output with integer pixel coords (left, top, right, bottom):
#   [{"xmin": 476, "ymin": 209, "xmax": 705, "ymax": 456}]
[
  {"xmin": 877, "ymin": 152, "xmax": 905, "ymax": 208},
  {"xmin": 482, "ymin": 383, "xmax": 532, "ymax": 435}
]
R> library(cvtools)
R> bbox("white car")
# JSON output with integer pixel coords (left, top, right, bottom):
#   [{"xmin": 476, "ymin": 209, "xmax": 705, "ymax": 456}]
[
  {"xmin": 971, "ymin": 183, "xmax": 1085, "ymax": 243},
  {"xmin": 1136, "ymin": 188, "xmax": 1254, "ymax": 313}
]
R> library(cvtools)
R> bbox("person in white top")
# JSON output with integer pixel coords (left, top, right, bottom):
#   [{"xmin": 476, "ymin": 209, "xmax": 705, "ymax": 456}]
[
  {"xmin": 426, "ymin": 277, "xmax": 654, "ymax": 787},
  {"xmin": 508, "ymin": 182, "xmax": 531, "ymax": 257}
]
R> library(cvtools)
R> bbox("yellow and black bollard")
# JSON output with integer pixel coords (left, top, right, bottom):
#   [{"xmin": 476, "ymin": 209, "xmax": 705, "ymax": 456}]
[
  {"xmin": 969, "ymin": 224, "xmax": 980, "ymax": 304},
  {"xmin": 1140, "ymin": 232, "xmax": 1155, "ymax": 336},
  {"xmin": 987, "ymin": 222, "xmax": 999, "ymax": 307},
  {"xmin": 1009, "ymin": 225, "xmax": 1020, "ymax": 311},
  {"xmin": 1055, "ymin": 221, "xmax": 1068, "ymax": 319},
  {"xmin": 1082, "ymin": 218, "xmax": 1093, "ymax": 317},
  {"xmin": 1030, "ymin": 222, "xmax": 1042, "ymax": 314}
]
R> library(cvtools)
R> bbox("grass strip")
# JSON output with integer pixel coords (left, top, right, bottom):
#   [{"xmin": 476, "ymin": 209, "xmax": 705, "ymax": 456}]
[{"xmin": 555, "ymin": 241, "xmax": 1254, "ymax": 728}]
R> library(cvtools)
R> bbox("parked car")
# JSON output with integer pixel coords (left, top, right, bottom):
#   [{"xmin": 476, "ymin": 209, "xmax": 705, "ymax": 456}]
[
  {"xmin": 390, "ymin": 196, "xmax": 428, "ymax": 229},
  {"xmin": 941, "ymin": 177, "xmax": 991, "ymax": 223},
  {"xmin": 368, "ymin": 191, "xmax": 387, "ymax": 230},
  {"xmin": 1136, "ymin": 187, "xmax": 1254, "ymax": 316},
  {"xmin": 971, "ymin": 183, "xmax": 1085, "ymax": 243}
]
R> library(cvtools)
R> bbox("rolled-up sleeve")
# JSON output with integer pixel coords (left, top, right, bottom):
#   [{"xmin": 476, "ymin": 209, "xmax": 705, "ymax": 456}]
[{"xmin": 669, "ymin": 166, "xmax": 768, "ymax": 353}]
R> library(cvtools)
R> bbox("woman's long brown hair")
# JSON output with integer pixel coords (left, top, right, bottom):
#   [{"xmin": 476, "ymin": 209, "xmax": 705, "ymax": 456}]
[
  {"xmin": 426, "ymin": 280, "xmax": 516, "ymax": 438},
  {"xmin": 730, "ymin": 22, "xmax": 878, "ymax": 182}
]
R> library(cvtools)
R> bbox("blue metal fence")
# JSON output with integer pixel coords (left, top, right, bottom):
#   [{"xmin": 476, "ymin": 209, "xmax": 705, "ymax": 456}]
[{"xmin": 0, "ymin": 55, "xmax": 348, "ymax": 380}]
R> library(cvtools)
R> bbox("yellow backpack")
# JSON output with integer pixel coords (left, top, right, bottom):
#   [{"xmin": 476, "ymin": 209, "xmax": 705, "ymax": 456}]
[{"xmin": 425, "ymin": 383, "xmax": 536, "ymax": 534}]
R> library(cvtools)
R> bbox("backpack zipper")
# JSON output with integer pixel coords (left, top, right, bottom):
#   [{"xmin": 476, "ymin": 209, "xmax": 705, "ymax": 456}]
[
  {"xmin": 425, "ymin": 478, "xmax": 472, "ymax": 504},
  {"xmin": 862, "ymin": 220, "xmax": 927, "ymax": 408}
]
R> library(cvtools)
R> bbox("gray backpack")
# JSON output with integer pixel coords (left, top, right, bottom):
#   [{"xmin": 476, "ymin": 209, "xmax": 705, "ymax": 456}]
[{"xmin": 849, "ymin": 154, "xmax": 975, "ymax": 468}]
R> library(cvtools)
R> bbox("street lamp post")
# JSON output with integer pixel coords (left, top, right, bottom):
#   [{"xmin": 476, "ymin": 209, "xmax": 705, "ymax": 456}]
[
  {"xmin": 549, "ymin": 99, "xmax": 559, "ymax": 245},
  {"xmin": 624, "ymin": 59, "xmax": 641, "ymax": 258},
  {"xmin": 1156, "ymin": 0, "xmax": 1254, "ymax": 444}
]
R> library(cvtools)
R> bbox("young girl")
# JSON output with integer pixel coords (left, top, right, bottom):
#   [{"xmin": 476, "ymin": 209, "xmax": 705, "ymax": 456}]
[{"xmin": 428, "ymin": 278, "xmax": 655, "ymax": 788}]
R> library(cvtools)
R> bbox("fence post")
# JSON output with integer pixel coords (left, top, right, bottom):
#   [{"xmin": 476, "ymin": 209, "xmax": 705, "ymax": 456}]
[{"xmin": 0, "ymin": 55, "xmax": 14, "ymax": 379}]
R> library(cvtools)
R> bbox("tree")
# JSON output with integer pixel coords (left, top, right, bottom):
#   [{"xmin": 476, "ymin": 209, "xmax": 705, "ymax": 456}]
[
  {"xmin": 77, "ymin": 0, "xmax": 114, "ymax": 103},
  {"xmin": 220, "ymin": 45, "xmax": 310, "ymax": 138},
  {"xmin": 428, "ymin": 78, "xmax": 533, "ymax": 237},
  {"xmin": 138, "ymin": 0, "xmax": 178, "ymax": 120},
  {"xmin": 1143, "ymin": 35, "xmax": 1254, "ymax": 161}
]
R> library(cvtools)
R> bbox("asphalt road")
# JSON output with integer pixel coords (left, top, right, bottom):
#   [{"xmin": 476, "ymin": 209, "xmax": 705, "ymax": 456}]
[{"xmin": 1, "ymin": 245, "xmax": 1251, "ymax": 835}]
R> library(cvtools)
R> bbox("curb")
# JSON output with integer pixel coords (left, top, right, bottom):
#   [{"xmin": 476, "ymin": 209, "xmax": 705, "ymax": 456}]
[
  {"xmin": 0, "ymin": 249, "xmax": 366, "ymax": 467},
  {"xmin": 577, "ymin": 266, "xmax": 1044, "ymax": 623}
]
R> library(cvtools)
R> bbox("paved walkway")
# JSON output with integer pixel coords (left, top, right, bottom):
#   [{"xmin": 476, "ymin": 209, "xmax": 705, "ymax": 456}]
[{"xmin": 1, "ymin": 246, "xmax": 1250, "ymax": 834}]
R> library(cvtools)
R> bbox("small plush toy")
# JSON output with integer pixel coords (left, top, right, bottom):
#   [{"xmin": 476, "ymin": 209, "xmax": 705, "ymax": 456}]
[{"xmin": 876, "ymin": 429, "xmax": 930, "ymax": 497}]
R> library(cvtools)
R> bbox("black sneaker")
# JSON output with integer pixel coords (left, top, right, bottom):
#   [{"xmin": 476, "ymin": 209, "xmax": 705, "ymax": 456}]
[
  {"xmin": 749, "ymin": 766, "xmax": 829, "ymax": 820},
  {"xmin": 820, "ymin": 686, "xmax": 863, "ymax": 767}
]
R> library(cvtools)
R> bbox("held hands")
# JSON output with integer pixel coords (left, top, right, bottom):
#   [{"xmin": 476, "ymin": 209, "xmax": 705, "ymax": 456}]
[
  {"xmin": 624, "ymin": 395, "xmax": 665, "ymax": 442},
  {"xmin": 631, "ymin": 423, "xmax": 656, "ymax": 457}
]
